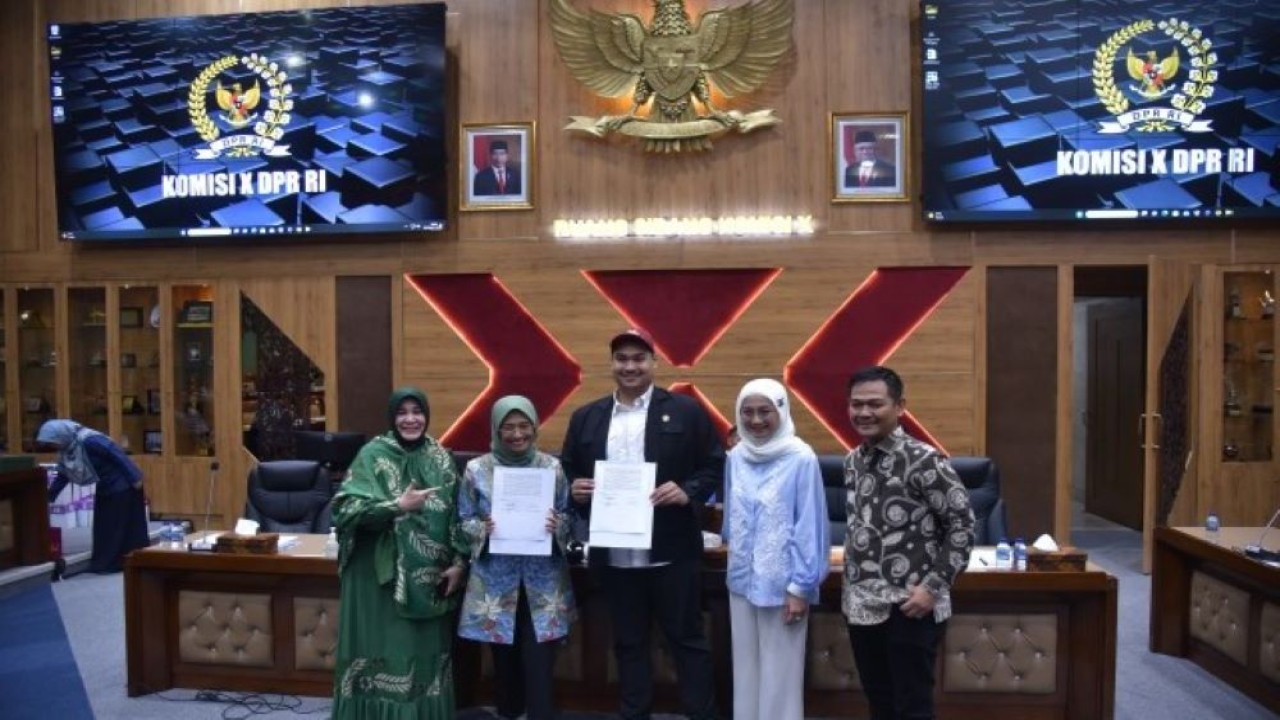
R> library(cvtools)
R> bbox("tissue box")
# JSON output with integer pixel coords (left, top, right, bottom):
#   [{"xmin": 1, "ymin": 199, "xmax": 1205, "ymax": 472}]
[
  {"xmin": 214, "ymin": 533, "xmax": 279, "ymax": 555},
  {"xmin": 1027, "ymin": 547, "xmax": 1087, "ymax": 572}
]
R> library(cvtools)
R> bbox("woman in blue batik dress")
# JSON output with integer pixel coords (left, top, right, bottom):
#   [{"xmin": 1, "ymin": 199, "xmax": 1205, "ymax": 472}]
[{"xmin": 457, "ymin": 395, "xmax": 576, "ymax": 720}]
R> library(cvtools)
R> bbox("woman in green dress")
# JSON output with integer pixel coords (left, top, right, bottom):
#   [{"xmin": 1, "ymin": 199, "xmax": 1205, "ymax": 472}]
[{"xmin": 332, "ymin": 387, "xmax": 470, "ymax": 719}]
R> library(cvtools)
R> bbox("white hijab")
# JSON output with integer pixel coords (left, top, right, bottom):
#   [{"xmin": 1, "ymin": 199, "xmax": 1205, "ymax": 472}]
[{"xmin": 731, "ymin": 378, "xmax": 809, "ymax": 464}]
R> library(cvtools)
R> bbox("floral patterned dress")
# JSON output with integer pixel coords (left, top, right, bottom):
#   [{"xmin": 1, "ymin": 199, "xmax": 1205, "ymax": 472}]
[{"xmin": 457, "ymin": 451, "xmax": 576, "ymax": 644}]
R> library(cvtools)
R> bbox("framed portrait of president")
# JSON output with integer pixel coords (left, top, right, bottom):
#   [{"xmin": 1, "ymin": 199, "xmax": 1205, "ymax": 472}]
[
  {"xmin": 831, "ymin": 112, "xmax": 908, "ymax": 202},
  {"xmin": 461, "ymin": 122, "xmax": 534, "ymax": 211}
]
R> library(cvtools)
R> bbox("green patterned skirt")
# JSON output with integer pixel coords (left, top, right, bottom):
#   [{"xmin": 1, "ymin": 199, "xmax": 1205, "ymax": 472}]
[{"xmin": 332, "ymin": 541, "xmax": 455, "ymax": 720}]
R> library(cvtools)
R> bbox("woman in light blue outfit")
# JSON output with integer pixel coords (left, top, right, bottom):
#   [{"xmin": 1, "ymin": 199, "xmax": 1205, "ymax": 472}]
[
  {"xmin": 723, "ymin": 379, "xmax": 830, "ymax": 720},
  {"xmin": 457, "ymin": 395, "xmax": 576, "ymax": 720}
]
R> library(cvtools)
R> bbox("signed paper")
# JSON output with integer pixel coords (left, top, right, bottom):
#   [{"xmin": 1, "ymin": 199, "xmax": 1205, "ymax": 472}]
[
  {"xmin": 490, "ymin": 467, "xmax": 555, "ymax": 556},
  {"xmin": 588, "ymin": 461, "xmax": 656, "ymax": 549}
]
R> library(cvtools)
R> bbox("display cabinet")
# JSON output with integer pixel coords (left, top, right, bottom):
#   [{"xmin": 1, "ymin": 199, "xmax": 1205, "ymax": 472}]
[
  {"xmin": 119, "ymin": 286, "xmax": 161, "ymax": 455},
  {"xmin": 1220, "ymin": 270, "xmax": 1276, "ymax": 463},
  {"xmin": 68, "ymin": 287, "xmax": 108, "ymax": 428},
  {"xmin": 16, "ymin": 288, "xmax": 56, "ymax": 452},
  {"xmin": 173, "ymin": 285, "xmax": 215, "ymax": 457}
]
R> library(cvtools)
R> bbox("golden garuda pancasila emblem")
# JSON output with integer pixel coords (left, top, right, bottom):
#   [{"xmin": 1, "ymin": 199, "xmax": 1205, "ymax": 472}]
[{"xmin": 549, "ymin": 0, "xmax": 794, "ymax": 153}]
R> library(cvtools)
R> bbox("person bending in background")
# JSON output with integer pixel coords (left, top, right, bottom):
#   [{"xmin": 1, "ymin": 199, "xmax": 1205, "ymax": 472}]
[
  {"xmin": 330, "ymin": 387, "xmax": 470, "ymax": 720},
  {"xmin": 842, "ymin": 366, "xmax": 974, "ymax": 720},
  {"xmin": 39, "ymin": 419, "xmax": 149, "ymax": 573},
  {"xmin": 722, "ymin": 379, "xmax": 829, "ymax": 720},
  {"xmin": 457, "ymin": 395, "xmax": 576, "ymax": 720}
]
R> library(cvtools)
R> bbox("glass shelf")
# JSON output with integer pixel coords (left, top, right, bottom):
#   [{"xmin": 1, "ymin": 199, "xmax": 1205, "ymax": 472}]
[
  {"xmin": 16, "ymin": 288, "xmax": 56, "ymax": 452},
  {"xmin": 120, "ymin": 286, "xmax": 160, "ymax": 455},
  {"xmin": 173, "ymin": 285, "xmax": 215, "ymax": 456},
  {"xmin": 68, "ymin": 287, "xmax": 108, "ymax": 428},
  {"xmin": 1222, "ymin": 270, "xmax": 1275, "ymax": 463}
]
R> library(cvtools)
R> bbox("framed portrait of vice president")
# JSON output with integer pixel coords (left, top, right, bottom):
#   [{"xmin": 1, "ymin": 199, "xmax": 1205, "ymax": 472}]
[
  {"xmin": 461, "ymin": 122, "xmax": 534, "ymax": 211},
  {"xmin": 831, "ymin": 112, "xmax": 908, "ymax": 202}
]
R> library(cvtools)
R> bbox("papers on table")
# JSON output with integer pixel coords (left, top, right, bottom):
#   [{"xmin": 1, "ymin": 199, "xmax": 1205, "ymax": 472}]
[
  {"xmin": 490, "ymin": 466, "xmax": 555, "ymax": 556},
  {"xmin": 588, "ymin": 461, "xmax": 655, "ymax": 549}
]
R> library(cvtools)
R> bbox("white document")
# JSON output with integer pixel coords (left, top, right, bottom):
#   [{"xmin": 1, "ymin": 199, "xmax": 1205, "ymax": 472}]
[
  {"xmin": 490, "ymin": 466, "xmax": 555, "ymax": 556},
  {"xmin": 588, "ymin": 461, "xmax": 656, "ymax": 549}
]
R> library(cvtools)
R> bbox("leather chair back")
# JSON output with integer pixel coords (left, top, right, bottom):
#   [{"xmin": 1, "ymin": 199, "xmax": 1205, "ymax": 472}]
[
  {"xmin": 821, "ymin": 453, "xmax": 1008, "ymax": 546},
  {"xmin": 244, "ymin": 460, "xmax": 332, "ymax": 534}
]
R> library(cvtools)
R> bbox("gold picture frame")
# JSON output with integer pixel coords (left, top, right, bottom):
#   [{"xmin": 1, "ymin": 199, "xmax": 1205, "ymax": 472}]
[
  {"xmin": 460, "ymin": 122, "xmax": 534, "ymax": 212},
  {"xmin": 831, "ymin": 112, "xmax": 909, "ymax": 203}
]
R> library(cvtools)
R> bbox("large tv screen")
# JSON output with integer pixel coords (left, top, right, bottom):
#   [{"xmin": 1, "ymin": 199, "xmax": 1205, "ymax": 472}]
[
  {"xmin": 48, "ymin": 3, "xmax": 447, "ymax": 242},
  {"xmin": 921, "ymin": 0, "xmax": 1280, "ymax": 222}
]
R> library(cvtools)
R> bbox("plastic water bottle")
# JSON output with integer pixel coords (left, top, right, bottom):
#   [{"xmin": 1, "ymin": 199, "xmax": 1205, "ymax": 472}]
[
  {"xmin": 1205, "ymin": 511, "xmax": 1221, "ymax": 544},
  {"xmin": 169, "ymin": 522, "xmax": 184, "ymax": 549},
  {"xmin": 1013, "ymin": 537, "xmax": 1028, "ymax": 572},
  {"xmin": 995, "ymin": 538, "xmax": 1013, "ymax": 570},
  {"xmin": 324, "ymin": 528, "xmax": 340, "ymax": 559}
]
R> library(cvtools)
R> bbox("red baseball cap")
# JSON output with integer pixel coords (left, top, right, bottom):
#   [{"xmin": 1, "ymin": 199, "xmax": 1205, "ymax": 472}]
[{"xmin": 609, "ymin": 327, "xmax": 656, "ymax": 354}]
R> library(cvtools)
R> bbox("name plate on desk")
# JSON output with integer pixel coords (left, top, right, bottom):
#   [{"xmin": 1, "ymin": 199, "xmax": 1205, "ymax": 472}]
[
  {"xmin": 214, "ymin": 533, "xmax": 279, "ymax": 555},
  {"xmin": 1027, "ymin": 547, "xmax": 1087, "ymax": 572}
]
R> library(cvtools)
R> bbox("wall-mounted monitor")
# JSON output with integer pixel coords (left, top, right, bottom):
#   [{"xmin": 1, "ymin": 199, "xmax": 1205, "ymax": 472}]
[
  {"xmin": 48, "ymin": 3, "xmax": 447, "ymax": 242},
  {"xmin": 921, "ymin": 0, "xmax": 1279, "ymax": 223}
]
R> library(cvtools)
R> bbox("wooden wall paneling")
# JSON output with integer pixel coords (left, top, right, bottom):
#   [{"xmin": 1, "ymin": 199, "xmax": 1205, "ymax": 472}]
[
  {"xmin": 456, "ymin": 0, "xmax": 539, "ymax": 241},
  {"xmin": 536, "ymin": 0, "xmax": 819, "ymax": 231},
  {"xmin": 237, "ymin": 277, "xmax": 336, "ymax": 390},
  {"xmin": 336, "ymin": 276, "xmax": 393, "ymax": 439},
  {"xmin": 215, "ymin": 279, "xmax": 241, "ymax": 525},
  {"xmin": 972, "ymin": 230, "xmax": 1234, "ymax": 267},
  {"xmin": 1196, "ymin": 264, "xmax": 1219, "ymax": 524},
  {"xmin": 1144, "ymin": 258, "xmax": 1198, "ymax": 569},
  {"xmin": 825, "ymin": 0, "xmax": 914, "ymax": 234},
  {"xmin": 1056, "ymin": 266, "xmax": 1074, "ymax": 544},
  {"xmin": 971, "ymin": 265, "xmax": 987, "ymax": 456},
  {"xmin": 986, "ymin": 267, "xmax": 1058, "ymax": 540},
  {"xmin": 882, "ymin": 272, "xmax": 977, "ymax": 455},
  {"xmin": 398, "ymin": 275, "xmax": 488, "ymax": 437},
  {"xmin": 0, "ymin": 0, "xmax": 39, "ymax": 255}
]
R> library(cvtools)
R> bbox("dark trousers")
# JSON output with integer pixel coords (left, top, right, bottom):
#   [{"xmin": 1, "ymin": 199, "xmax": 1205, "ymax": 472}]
[
  {"xmin": 847, "ymin": 609, "xmax": 946, "ymax": 720},
  {"xmin": 491, "ymin": 589, "xmax": 559, "ymax": 720},
  {"xmin": 603, "ymin": 560, "xmax": 717, "ymax": 720}
]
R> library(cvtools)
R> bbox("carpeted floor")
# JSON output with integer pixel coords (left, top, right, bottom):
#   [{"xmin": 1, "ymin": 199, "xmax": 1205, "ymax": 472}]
[
  {"xmin": 0, "ymin": 584, "xmax": 93, "ymax": 720},
  {"xmin": 0, "ymin": 513, "xmax": 1272, "ymax": 719}
]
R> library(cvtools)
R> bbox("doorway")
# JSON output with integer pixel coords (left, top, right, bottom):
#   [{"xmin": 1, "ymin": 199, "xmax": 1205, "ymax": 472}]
[{"xmin": 1073, "ymin": 267, "xmax": 1148, "ymax": 531}]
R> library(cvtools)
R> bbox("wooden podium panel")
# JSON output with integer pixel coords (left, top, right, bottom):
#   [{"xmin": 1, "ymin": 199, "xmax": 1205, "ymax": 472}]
[{"xmin": 1151, "ymin": 526, "xmax": 1280, "ymax": 714}]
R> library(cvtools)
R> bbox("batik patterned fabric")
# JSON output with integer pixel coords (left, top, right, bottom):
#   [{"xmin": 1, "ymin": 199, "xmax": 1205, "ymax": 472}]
[
  {"xmin": 842, "ymin": 427, "xmax": 975, "ymax": 625},
  {"xmin": 457, "ymin": 451, "xmax": 576, "ymax": 644}
]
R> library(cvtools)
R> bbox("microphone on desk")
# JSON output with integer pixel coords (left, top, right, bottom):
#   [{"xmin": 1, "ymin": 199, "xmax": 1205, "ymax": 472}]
[
  {"xmin": 188, "ymin": 460, "xmax": 221, "ymax": 552},
  {"xmin": 1243, "ymin": 506, "xmax": 1280, "ymax": 564}
]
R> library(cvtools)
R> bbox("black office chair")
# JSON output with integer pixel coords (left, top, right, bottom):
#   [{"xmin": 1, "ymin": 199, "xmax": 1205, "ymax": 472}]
[
  {"xmin": 244, "ymin": 460, "xmax": 333, "ymax": 534},
  {"xmin": 820, "ymin": 453, "xmax": 1008, "ymax": 546},
  {"xmin": 949, "ymin": 456, "xmax": 1009, "ymax": 546}
]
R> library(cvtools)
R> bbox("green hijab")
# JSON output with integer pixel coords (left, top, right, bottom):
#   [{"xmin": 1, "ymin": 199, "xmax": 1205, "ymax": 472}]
[
  {"xmin": 490, "ymin": 395, "xmax": 539, "ymax": 467},
  {"xmin": 336, "ymin": 386, "xmax": 461, "ymax": 619},
  {"xmin": 387, "ymin": 386, "xmax": 430, "ymax": 449}
]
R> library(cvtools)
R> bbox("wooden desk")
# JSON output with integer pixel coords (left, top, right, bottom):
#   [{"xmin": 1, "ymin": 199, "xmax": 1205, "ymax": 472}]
[
  {"xmin": 126, "ymin": 540, "xmax": 1115, "ymax": 720},
  {"xmin": 1150, "ymin": 526, "xmax": 1280, "ymax": 713},
  {"xmin": 124, "ymin": 534, "xmax": 340, "ymax": 698},
  {"xmin": 0, "ymin": 467, "xmax": 53, "ymax": 569}
]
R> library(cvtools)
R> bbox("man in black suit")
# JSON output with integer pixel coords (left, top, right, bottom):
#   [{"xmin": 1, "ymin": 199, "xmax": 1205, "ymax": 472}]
[
  {"xmin": 472, "ymin": 139, "xmax": 521, "ymax": 196},
  {"xmin": 561, "ymin": 327, "xmax": 724, "ymax": 720},
  {"xmin": 844, "ymin": 129, "xmax": 897, "ymax": 189}
]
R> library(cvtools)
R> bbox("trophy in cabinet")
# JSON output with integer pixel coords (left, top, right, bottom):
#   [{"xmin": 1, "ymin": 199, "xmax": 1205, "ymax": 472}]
[
  {"xmin": 1261, "ymin": 290, "xmax": 1275, "ymax": 318},
  {"xmin": 1224, "ymin": 375, "xmax": 1244, "ymax": 417}
]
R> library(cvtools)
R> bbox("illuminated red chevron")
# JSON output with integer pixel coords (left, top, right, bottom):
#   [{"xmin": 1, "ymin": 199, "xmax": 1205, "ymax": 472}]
[
  {"xmin": 406, "ymin": 274, "xmax": 582, "ymax": 451},
  {"xmin": 582, "ymin": 268, "xmax": 782, "ymax": 367},
  {"xmin": 784, "ymin": 267, "xmax": 969, "ymax": 451},
  {"xmin": 668, "ymin": 382, "xmax": 733, "ymax": 443}
]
